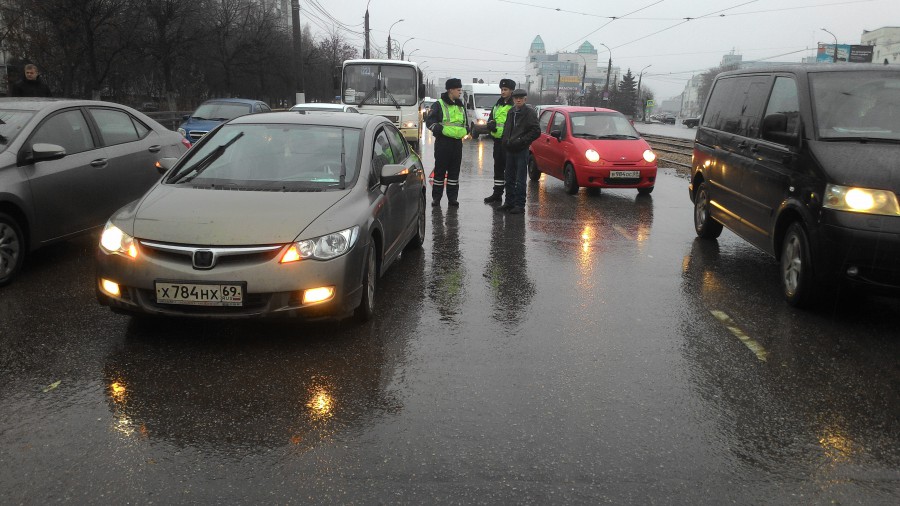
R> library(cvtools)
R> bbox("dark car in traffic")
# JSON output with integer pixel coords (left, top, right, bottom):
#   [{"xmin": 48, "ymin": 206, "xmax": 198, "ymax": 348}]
[
  {"xmin": 0, "ymin": 98, "xmax": 189, "ymax": 285},
  {"xmin": 97, "ymin": 112, "xmax": 426, "ymax": 321},
  {"xmin": 682, "ymin": 117, "xmax": 700, "ymax": 128},
  {"xmin": 177, "ymin": 98, "xmax": 271, "ymax": 145},
  {"xmin": 689, "ymin": 64, "xmax": 900, "ymax": 307}
]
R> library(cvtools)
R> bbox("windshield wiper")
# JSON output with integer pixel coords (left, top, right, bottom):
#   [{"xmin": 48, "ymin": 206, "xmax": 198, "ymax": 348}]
[
  {"xmin": 359, "ymin": 86, "xmax": 378, "ymax": 106},
  {"xmin": 573, "ymin": 133, "xmax": 599, "ymax": 139},
  {"xmin": 822, "ymin": 136, "xmax": 900, "ymax": 144},
  {"xmin": 596, "ymin": 134, "xmax": 638, "ymax": 140},
  {"xmin": 170, "ymin": 131, "xmax": 244, "ymax": 183},
  {"xmin": 383, "ymin": 87, "xmax": 401, "ymax": 110}
]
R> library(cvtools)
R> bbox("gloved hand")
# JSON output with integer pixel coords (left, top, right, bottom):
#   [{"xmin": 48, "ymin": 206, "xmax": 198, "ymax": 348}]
[
  {"xmin": 431, "ymin": 124, "xmax": 443, "ymax": 136},
  {"xmin": 486, "ymin": 120, "xmax": 497, "ymax": 132}
]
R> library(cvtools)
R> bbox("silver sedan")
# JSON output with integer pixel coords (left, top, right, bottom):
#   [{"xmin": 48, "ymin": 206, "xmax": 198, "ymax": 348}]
[
  {"xmin": 0, "ymin": 98, "xmax": 189, "ymax": 286},
  {"xmin": 96, "ymin": 112, "xmax": 426, "ymax": 321}
]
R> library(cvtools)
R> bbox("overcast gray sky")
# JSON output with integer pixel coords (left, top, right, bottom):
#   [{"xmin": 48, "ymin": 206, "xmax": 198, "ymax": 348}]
[{"xmin": 304, "ymin": 0, "xmax": 896, "ymax": 99}]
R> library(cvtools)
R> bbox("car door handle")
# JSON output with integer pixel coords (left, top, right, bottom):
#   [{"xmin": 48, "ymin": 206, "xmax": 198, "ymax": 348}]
[
  {"xmin": 90, "ymin": 158, "xmax": 108, "ymax": 168},
  {"xmin": 749, "ymin": 144, "xmax": 759, "ymax": 153},
  {"xmin": 737, "ymin": 141, "xmax": 749, "ymax": 150},
  {"xmin": 148, "ymin": 145, "xmax": 161, "ymax": 153}
]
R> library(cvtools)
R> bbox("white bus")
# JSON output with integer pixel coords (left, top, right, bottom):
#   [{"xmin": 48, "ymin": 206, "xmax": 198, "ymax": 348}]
[{"xmin": 341, "ymin": 59, "xmax": 425, "ymax": 151}]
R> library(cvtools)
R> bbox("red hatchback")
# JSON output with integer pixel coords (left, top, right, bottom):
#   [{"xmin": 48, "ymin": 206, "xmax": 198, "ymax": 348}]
[{"xmin": 529, "ymin": 106, "xmax": 658, "ymax": 195}]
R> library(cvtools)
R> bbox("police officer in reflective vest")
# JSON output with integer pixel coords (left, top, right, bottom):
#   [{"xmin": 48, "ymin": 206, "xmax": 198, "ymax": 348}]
[
  {"xmin": 426, "ymin": 78, "xmax": 468, "ymax": 207},
  {"xmin": 484, "ymin": 79, "xmax": 515, "ymax": 203}
]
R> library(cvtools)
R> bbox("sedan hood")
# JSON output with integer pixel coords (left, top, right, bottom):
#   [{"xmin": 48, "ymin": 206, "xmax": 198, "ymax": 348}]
[
  {"xmin": 582, "ymin": 138, "xmax": 651, "ymax": 162},
  {"xmin": 132, "ymin": 185, "xmax": 348, "ymax": 245},
  {"xmin": 808, "ymin": 140, "xmax": 900, "ymax": 190}
]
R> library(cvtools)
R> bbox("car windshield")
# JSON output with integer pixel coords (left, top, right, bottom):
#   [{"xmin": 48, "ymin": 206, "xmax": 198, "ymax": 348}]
[
  {"xmin": 474, "ymin": 94, "xmax": 501, "ymax": 108},
  {"xmin": 811, "ymin": 71, "xmax": 900, "ymax": 141},
  {"xmin": 191, "ymin": 102, "xmax": 252, "ymax": 121},
  {"xmin": 569, "ymin": 112, "xmax": 640, "ymax": 139},
  {"xmin": 165, "ymin": 123, "xmax": 361, "ymax": 191},
  {"xmin": 292, "ymin": 106, "xmax": 341, "ymax": 112},
  {"xmin": 0, "ymin": 109, "xmax": 37, "ymax": 151},
  {"xmin": 342, "ymin": 63, "xmax": 418, "ymax": 106}
]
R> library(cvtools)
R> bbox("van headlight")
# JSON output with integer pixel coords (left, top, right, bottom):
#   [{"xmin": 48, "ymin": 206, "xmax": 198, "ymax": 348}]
[
  {"xmin": 824, "ymin": 184, "xmax": 900, "ymax": 216},
  {"xmin": 100, "ymin": 222, "xmax": 138, "ymax": 258},
  {"xmin": 281, "ymin": 226, "xmax": 359, "ymax": 263}
]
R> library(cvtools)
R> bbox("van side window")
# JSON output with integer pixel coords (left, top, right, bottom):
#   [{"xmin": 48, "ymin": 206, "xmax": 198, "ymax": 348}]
[
  {"xmin": 702, "ymin": 76, "xmax": 769, "ymax": 138},
  {"xmin": 761, "ymin": 77, "xmax": 801, "ymax": 144}
]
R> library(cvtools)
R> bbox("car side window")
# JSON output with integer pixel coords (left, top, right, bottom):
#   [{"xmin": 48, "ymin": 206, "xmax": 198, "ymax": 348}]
[
  {"xmin": 371, "ymin": 130, "xmax": 394, "ymax": 184},
  {"xmin": 539, "ymin": 110, "xmax": 552, "ymax": 132},
  {"xmin": 551, "ymin": 112, "xmax": 566, "ymax": 138},
  {"xmin": 703, "ymin": 76, "xmax": 769, "ymax": 138},
  {"xmin": 761, "ymin": 76, "xmax": 801, "ymax": 143},
  {"xmin": 258, "ymin": 103, "xmax": 271, "ymax": 113},
  {"xmin": 384, "ymin": 126, "xmax": 409, "ymax": 162},
  {"xmin": 30, "ymin": 109, "xmax": 95, "ymax": 155},
  {"xmin": 89, "ymin": 108, "xmax": 146, "ymax": 146}
]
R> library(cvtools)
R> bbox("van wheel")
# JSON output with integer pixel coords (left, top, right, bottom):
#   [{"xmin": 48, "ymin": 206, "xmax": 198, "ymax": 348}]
[
  {"xmin": 528, "ymin": 154, "xmax": 541, "ymax": 181},
  {"xmin": 563, "ymin": 164, "xmax": 579, "ymax": 194},
  {"xmin": 469, "ymin": 124, "xmax": 479, "ymax": 140},
  {"xmin": 781, "ymin": 222, "xmax": 818, "ymax": 308},
  {"xmin": 0, "ymin": 212, "xmax": 25, "ymax": 287},
  {"xmin": 693, "ymin": 182, "xmax": 723, "ymax": 239},
  {"xmin": 354, "ymin": 241, "xmax": 377, "ymax": 322}
]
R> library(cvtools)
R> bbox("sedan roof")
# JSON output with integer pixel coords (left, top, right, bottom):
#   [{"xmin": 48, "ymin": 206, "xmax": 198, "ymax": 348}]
[
  {"xmin": 0, "ymin": 97, "xmax": 138, "ymax": 111},
  {"xmin": 541, "ymin": 106, "xmax": 620, "ymax": 114}
]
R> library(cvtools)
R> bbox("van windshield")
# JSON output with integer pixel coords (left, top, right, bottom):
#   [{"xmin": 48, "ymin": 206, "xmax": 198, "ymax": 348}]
[
  {"xmin": 811, "ymin": 71, "xmax": 900, "ymax": 141},
  {"xmin": 473, "ymin": 94, "xmax": 501, "ymax": 108}
]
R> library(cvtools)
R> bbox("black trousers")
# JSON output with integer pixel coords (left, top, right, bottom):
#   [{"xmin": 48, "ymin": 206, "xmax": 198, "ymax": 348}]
[
  {"xmin": 490, "ymin": 137, "xmax": 507, "ymax": 195},
  {"xmin": 432, "ymin": 137, "xmax": 462, "ymax": 202}
]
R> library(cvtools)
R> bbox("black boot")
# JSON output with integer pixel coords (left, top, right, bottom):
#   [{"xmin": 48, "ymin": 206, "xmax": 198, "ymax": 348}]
[{"xmin": 483, "ymin": 192, "xmax": 502, "ymax": 203}]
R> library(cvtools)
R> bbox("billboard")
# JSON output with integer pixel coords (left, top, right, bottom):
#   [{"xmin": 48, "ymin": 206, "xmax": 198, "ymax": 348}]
[{"xmin": 816, "ymin": 43, "xmax": 874, "ymax": 63}]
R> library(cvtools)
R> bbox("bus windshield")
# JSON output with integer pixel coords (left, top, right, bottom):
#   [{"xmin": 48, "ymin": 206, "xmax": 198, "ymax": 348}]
[{"xmin": 343, "ymin": 63, "xmax": 418, "ymax": 106}]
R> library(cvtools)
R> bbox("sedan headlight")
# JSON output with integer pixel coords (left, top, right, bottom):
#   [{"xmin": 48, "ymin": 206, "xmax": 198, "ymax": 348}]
[
  {"xmin": 281, "ymin": 226, "xmax": 359, "ymax": 263},
  {"xmin": 824, "ymin": 184, "xmax": 900, "ymax": 216},
  {"xmin": 99, "ymin": 222, "xmax": 138, "ymax": 258},
  {"xmin": 585, "ymin": 149, "xmax": 600, "ymax": 163},
  {"xmin": 643, "ymin": 149, "xmax": 657, "ymax": 163}
]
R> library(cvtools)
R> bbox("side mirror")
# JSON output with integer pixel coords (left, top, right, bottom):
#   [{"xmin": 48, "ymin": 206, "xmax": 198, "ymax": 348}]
[
  {"xmin": 419, "ymin": 83, "xmax": 426, "ymax": 98},
  {"xmin": 380, "ymin": 163, "xmax": 409, "ymax": 185},
  {"xmin": 31, "ymin": 143, "xmax": 66, "ymax": 162},
  {"xmin": 550, "ymin": 130, "xmax": 562, "ymax": 140},
  {"xmin": 761, "ymin": 113, "xmax": 799, "ymax": 146},
  {"xmin": 155, "ymin": 157, "xmax": 178, "ymax": 175},
  {"xmin": 182, "ymin": 114, "xmax": 190, "ymax": 121}
]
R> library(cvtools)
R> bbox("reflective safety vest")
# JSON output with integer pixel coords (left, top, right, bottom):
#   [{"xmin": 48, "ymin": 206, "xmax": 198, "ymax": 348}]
[
  {"xmin": 490, "ymin": 102, "xmax": 512, "ymax": 139},
  {"xmin": 438, "ymin": 99, "xmax": 467, "ymax": 139}
]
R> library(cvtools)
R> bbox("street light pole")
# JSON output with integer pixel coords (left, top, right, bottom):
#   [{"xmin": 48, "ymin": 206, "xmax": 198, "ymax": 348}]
[
  {"xmin": 364, "ymin": 0, "xmax": 371, "ymax": 58},
  {"xmin": 821, "ymin": 28, "xmax": 839, "ymax": 62},
  {"xmin": 400, "ymin": 37, "xmax": 415, "ymax": 60},
  {"xmin": 406, "ymin": 49, "xmax": 420, "ymax": 61},
  {"xmin": 387, "ymin": 19, "xmax": 404, "ymax": 59},
  {"xmin": 636, "ymin": 64, "xmax": 651, "ymax": 121},
  {"xmin": 599, "ymin": 43, "xmax": 612, "ymax": 102}
]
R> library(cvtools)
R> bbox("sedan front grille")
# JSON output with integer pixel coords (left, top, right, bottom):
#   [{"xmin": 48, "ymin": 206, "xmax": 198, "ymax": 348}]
[{"xmin": 139, "ymin": 241, "xmax": 283, "ymax": 269}]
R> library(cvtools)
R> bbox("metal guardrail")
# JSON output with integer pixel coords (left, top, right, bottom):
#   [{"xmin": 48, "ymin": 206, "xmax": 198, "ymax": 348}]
[{"xmin": 144, "ymin": 111, "xmax": 191, "ymax": 131}]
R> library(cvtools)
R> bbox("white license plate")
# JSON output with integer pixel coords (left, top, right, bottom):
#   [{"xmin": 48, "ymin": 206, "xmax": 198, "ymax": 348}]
[
  {"xmin": 155, "ymin": 281, "xmax": 244, "ymax": 306},
  {"xmin": 609, "ymin": 170, "xmax": 640, "ymax": 178}
]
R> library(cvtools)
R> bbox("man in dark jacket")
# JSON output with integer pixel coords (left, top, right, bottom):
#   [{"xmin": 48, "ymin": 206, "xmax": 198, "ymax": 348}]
[
  {"xmin": 11, "ymin": 64, "xmax": 52, "ymax": 97},
  {"xmin": 483, "ymin": 78, "xmax": 515, "ymax": 203},
  {"xmin": 425, "ymin": 78, "xmax": 468, "ymax": 207},
  {"xmin": 499, "ymin": 89, "xmax": 540, "ymax": 215}
]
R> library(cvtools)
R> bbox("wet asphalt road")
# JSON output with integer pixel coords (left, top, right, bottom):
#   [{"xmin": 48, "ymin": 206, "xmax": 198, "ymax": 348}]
[{"xmin": 1, "ymin": 132, "xmax": 899, "ymax": 504}]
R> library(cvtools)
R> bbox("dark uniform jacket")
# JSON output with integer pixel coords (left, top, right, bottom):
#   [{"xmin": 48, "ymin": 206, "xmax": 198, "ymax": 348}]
[
  {"xmin": 501, "ymin": 104, "xmax": 540, "ymax": 152},
  {"xmin": 11, "ymin": 77, "xmax": 52, "ymax": 97},
  {"xmin": 425, "ymin": 91, "xmax": 468, "ymax": 140}
]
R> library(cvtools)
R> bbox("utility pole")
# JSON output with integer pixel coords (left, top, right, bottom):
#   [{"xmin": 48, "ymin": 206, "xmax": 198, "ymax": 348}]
[
  {"xmin": 291, "ymin": 0, "xmax": 304, "ymax": 103},
  {"xmin": 599, "ymin": 43, "xmax": 612, "ymax": 102},
  {"xmin": 364, "ymin": 8, "xmax": 370, "ymax": 58},
  {"xmin": 636, "ymin": 64, "xmax": 651, "ymax": 121},
  {"xmin": 556, "ymin": 70, "xmax": 561, "ymax": 103}
]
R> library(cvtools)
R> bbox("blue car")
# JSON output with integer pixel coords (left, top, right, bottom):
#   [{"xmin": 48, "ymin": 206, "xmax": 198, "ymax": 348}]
[{"xmin": 178, "ymin": 98, "xmax": 271, "ymax": 145}]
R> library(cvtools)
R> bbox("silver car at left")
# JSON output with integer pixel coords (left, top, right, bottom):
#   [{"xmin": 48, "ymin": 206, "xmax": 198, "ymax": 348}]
[{"xmin": 96, "ymin": 112, "xmax": 426, "ymax": 321}]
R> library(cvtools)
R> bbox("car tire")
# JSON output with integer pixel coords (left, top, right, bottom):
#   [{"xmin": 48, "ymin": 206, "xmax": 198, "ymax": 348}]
[
  {"xmin": 637, "ymin": 186, "xmax": 654, "ymax": 196},
  {"xmin": 405, "ymin": 192, "xmax": 426, "ymax": 250},
  {"xmin": 0, "ymin": 212, "xmax": 25, "ymax": 287},
  {"xmin": 586, "ymin": 187, "xmax": 601, "ymax": 196},
  {"xmin": 528, "ymin": 153, "xmax": 541, "ymax": 181},
  {"xmin": 354, "ymin": 241, "xmax": 377, "ymax": 322},
  {"xmin": 693, "ymin": 182, "xmax": 723, "ymax": 239},
  {"xmin": 781, "ymin": 222, "xmax": 819, "ymax": 308},
  {"xmin": 563, "ymin": 163, "xmax": 579, "ymax": 195}
]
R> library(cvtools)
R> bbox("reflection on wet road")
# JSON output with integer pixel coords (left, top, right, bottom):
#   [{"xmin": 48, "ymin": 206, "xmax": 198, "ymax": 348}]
[{"xmin": 1, "ymin": 133, "xmax": 898, "ymax": 503}]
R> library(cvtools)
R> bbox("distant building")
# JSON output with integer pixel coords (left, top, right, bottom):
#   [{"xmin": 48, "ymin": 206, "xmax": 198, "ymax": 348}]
[
  {"xmin": 861, "ymin": 26, "xmax": 900, "ymax": 64},
  {"xmin": 525, "ymin": 36, "xmax": 619, "ymax": 104}
]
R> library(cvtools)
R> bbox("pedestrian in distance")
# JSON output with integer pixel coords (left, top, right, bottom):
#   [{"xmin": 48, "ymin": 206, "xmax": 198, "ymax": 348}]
[
  {"xmin": 426, "ymin": 78, "xmax": 468, "ymax": 208},
  {"xmin": 11, "ymin": 64, "xmax": 52, "ymax": 97},
  {"xmin": 498, "ymin": 89, "xmax": 540, "ymax": 215},
  {"xmin": 483, "ymin": 79, "xmax": 516, "ymax": 204}
]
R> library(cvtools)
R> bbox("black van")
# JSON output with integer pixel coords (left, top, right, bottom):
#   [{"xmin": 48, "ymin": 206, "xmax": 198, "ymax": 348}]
[{"xmin": 688, "ymin": 64, "xmax": 900, "ymax": 307}]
